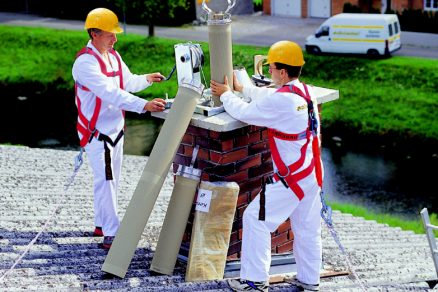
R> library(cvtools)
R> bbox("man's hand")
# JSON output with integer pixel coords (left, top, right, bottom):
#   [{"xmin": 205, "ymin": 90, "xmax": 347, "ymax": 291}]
[
  {"xmin": 233, "ymin": 72, "xmax": 243, "ymax": 93},
  {"xmin": 144, "ymin": 98, "xmax": 166, "ymax": 112},
  {"xmin": 210, "ymin": 75, "xmax": 231, "ymax": 96},
  {"xmin": 146, "ymin": 73, "xmax": 166, "ymax": 83}
]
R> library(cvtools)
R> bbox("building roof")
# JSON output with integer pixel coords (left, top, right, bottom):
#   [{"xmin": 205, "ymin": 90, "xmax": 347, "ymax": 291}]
[{"xmin": 0, "ymin": 145, "xmax": 436, "ymax": 291}]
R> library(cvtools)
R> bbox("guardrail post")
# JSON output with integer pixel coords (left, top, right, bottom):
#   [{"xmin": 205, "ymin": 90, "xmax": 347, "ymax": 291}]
[{"xmin": 421, "ymin": 208, "xmax": 438, "ymax": 278}]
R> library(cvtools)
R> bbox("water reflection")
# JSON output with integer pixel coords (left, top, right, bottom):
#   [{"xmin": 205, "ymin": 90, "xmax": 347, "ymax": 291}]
[{"xmin": 322, "ymin": 147, "xmax": 436, "ymax": 220}]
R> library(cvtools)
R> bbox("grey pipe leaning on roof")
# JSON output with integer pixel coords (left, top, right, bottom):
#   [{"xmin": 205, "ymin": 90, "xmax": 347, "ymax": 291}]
[{"xmin": 102, "ymin": 82, "xmax": 204, "ymax": 278}]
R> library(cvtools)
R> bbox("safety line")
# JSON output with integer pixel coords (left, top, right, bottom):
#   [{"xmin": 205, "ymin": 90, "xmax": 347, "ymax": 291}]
[
  {"xmin": 320, "ymin": 191, "xmax": 368, "ymax": 292},
  {"xmin": 0, "ymin": 149, "xmax": 84, "ymax": 283}
]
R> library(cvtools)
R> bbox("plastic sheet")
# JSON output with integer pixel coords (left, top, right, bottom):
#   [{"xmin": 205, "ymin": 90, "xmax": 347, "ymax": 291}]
[{"xmin": 185, "ymin": 181, "xmax": 239, "ymax": 281}]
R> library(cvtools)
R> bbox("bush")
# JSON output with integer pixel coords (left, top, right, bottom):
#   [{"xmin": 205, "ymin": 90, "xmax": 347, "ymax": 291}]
[
  {"xmin": 0, "ymin": 0, "xmax": 195, "ymax": 27},
  {"xmin": 397, "ymin": 9, "xmax": 438, "ymax": 33}
]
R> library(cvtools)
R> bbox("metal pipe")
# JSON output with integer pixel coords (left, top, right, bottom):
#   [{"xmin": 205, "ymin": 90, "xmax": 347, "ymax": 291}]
[
  {"xmin": 208, "ymin": 13, "xmax": 233, "ymax": 106},
  {"xmin": 150, "ymin": 164, "xmax": 202, "ymax": 275},
  {"xmin": 102, "ymin": 82, "xmax": 203, "ymax": 278}
]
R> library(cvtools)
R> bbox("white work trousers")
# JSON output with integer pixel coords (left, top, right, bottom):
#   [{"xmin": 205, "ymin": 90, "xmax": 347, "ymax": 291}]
[
  {"xmin": 85, "ymin": 137, "xmax": 124, "ymax": 236},
  {"xmin": 240, "ymin": 172, "xmax": 322, "ymax": 285}
]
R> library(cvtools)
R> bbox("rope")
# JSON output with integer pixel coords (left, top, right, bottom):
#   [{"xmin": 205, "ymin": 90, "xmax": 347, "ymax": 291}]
[
  {"xmin": 320, "ymin": 191, "xmax": 368, "ymax": 292},
  {"xmin": 0, "ymin": 149, "xmax": 84, "ymax": 283}
]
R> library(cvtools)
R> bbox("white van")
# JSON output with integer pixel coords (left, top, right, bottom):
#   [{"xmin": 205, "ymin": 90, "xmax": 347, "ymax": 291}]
[{"xmin": 305, "ymin": 13, "xmax": 401, "ymax": 57}]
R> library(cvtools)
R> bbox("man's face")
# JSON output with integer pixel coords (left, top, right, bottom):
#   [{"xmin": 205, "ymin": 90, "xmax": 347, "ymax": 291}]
[
  {"xmin": 268, "ymin": 64, "xmax": 284, "ymax": 85},
  {"xmin": 92, "ymin": 30, "xmax": 117, "ymax": 52}
]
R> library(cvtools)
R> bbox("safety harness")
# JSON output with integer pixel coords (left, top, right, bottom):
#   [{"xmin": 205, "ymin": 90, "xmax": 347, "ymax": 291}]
[
  {"xmin": 74, "ymin": 47, "xmax": 125, "ymax": 180},
  {"xmin": 259, "ymin": 83, "xmax": 323, "ymax": 221}
]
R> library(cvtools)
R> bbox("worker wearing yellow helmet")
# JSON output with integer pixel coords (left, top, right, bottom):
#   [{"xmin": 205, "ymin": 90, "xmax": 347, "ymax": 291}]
[
  {"xmin": 211, "ymin": 40, "xmax": 323, "ymax": 292},
  {"xmin": 72, "ymin": 8, "xmax": 167, "ymax": 250}
]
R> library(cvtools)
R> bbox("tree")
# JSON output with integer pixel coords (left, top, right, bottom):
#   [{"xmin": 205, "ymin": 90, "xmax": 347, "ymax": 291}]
[{"xmin": 113, "ymin": 0, "xmax": 190, "ymax": 37}]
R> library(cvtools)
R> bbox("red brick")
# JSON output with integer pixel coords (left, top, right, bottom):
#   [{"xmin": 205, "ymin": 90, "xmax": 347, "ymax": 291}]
[
  {"xmin": 249, "ymin": 141, "xmax": 269, "ymax": 155},
  {"xmin": 209, "ymin": 128, "xmax": 247, "ymax": 140},
  {"xmin": 197, "ymin": 148, "xmax": 209, "ymax": 161},
  {"xmin": 201, "ymin": 173, "xmax": 210, "ymax": 181},
  {"xmin": 198, "ymin": 160, "xmax": 231, "ymax": 174},
  {"xmin": 177, "ymin": 144, "xmax": 184, "ymax": 154},
  {"xmin": 250, "ymin": 187, "xmax": 262, "ymax": 201},
  {"xmin": 183, "ymin": 145, "xmax": 193, "ymax": 156},
  {"xmin": 248, "ymin": 162, "xmax": 273, "ymax": 178},
  {"xmin": 277, "ymin": 220, "xmax": 291, "ymax": 234},
  {"xmin": 236, "ymin": 155, "xmax": 261, "ymax": 172},
  {"xmin": 227, "ymin": 253, "xmax": 239, "ymax": 260},
  {"xmin": 272, "ymin": 232, "xmax": 288, "ymax": 247},
  {"xmin": 210, "ymin": 148, "xmax": 248, "ymax": 164},
  {"xmin": 237, "ymin": 193, "xmax": 249, "ymax": 207},
  {"xmin": 237, "ymin": 204, "xmax": 248, "ymax": 219},
  {"xmin": 262, "ymin": 151, "xmax": 272, "ymax": 164},
  {"xmin": 209, "ymin": 130, "xmax": 221, "ymax": 139},
  {"xmin": 195, "ymin": 135, "xmax": 210, "ymax": 148},
  {"xmin": 261, "ymin": 129, "xmax": 269, "ymax": 140},
  {"xmin": 227, "ymin": 241, "xmax": 242, "ymax": 256},
  {"xmin": 225, "ymin": 170, "xmax": 249, "ymax": 182},
  {"xmin": 209, "ymin": 139, "xmax": 234, "ymax": 152},
  {"xmin": 230, "ymin": 231, "xmax": 239, "ymax": 244},
  {"xmin": 239, "ymin": 177, "xmax": 262, "ymax": 194},
  {"xmin": 234, "ymin": 135, "xmax": 249, "ymax": 147},
  {"xmin": 248, "ymin": 131, "xmax": 263, "ymax": 144},
  {"xmin": 187, "ymin": 125, "xmax": 209, "ymax": 137},
  {"xmin": 276, "ymin": 240, "xmax": 293, "ymax": 254},
  {"xmin": 288, "ymin": 230, "xmax": 294, "ymax": 240},
  {"xmin": 249, "ymin": 125, "xmax": 263, "ymax": 132},
  {"xmin": 174, "ymin": 154, "xmax": 191, "ymax": 166},
  {"xmin": 181, "ymin": 133, "xmax": 194, "ymax": 146}
]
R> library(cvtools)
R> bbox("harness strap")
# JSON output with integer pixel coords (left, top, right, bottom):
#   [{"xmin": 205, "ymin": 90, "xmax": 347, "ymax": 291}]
[
  {"xmin": 258, "ymin": 177, "xmax": 266, "ymax": 221},
  {"xmin": 267, "ymin": 82, "xmax": 323, "ymax": 200},
  {"xmin": 97, "ymin": 130, "xmax": 124, "ymax": 181},
  {"xmin": 74, "ymin": 46, "xmax": 125, "ymax": 147}
]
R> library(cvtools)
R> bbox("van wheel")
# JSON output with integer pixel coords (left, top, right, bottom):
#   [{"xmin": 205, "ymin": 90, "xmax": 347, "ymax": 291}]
[
  {"xmin": 307, "ymin": 46, "xmax": 321, "ymax": 55},
  {"xmin": 367, "ymin": 49, "xmax": 380, "ymax": 57}
]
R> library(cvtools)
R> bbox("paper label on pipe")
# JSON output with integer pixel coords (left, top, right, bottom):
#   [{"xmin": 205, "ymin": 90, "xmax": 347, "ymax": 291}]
[{"xmin": 195, "ymin": 189, "xmax": 212, "ymax": 212}]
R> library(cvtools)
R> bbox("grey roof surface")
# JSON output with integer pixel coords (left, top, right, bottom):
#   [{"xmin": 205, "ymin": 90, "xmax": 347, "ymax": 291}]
[{"xmin": 0, "ymin": 145, "xmax": 437, "ymax": 291}]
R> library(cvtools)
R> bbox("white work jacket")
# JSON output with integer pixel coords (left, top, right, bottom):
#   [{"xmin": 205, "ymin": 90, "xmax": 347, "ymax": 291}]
[
  {"xmin": 220, "ymin": 80, "xmax": 321, "ymax": 175},
  {"xmin": 72, "ymin": 41, "xmax": 151, "ymax": 142}
]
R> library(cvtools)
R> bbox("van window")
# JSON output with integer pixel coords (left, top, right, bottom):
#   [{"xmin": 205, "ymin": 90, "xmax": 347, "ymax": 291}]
[
  {"xmin": 388, "ymin": 24, "xmax": 393, "ymax": 36},
  {"xmin": 315, "ymin": 26, "xmax": 330, "ymax": 38},
  {"xmin": 394, "ymin": 22, "xmax": 399, "ymax": 34}
]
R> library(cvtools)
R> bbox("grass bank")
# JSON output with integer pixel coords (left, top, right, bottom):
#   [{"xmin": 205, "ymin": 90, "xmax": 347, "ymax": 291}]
[{"xmin": 328, "ymin": 201, "xmax": 438, "ymax": 235}]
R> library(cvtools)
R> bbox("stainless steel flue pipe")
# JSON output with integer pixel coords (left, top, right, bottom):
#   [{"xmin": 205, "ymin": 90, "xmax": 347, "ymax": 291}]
[
  {"xmin": 203, "ymin": 0, "xmax": 236, "ymax": 107},
  {"xmin": 102, "ymin": 82, "xmax": 203, "ymax": 278}
]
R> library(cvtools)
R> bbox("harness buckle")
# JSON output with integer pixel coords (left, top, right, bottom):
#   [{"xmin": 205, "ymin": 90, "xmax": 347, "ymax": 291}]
[{"xmin": 276, "ymin": 166, "xmax": 291, "ymax": 179}]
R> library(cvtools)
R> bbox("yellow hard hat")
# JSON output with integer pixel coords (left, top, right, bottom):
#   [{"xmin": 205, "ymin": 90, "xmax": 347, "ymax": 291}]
[
  {"xmin": 265, "ymin": 41, "xmax": 305, "ymax": 66},
  {"xmin": 85, "ymin": 8, "xmax": 123, "ymax": 34}
]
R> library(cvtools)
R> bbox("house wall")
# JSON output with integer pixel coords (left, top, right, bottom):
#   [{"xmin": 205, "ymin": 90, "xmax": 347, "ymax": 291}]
[
  {"xmin": 262, "ymin": 0, "xmax": 426, "ymax": 17},
  {"xmin": 264, "ymin": 0, "xmax": 272, "ymax": 14}
]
